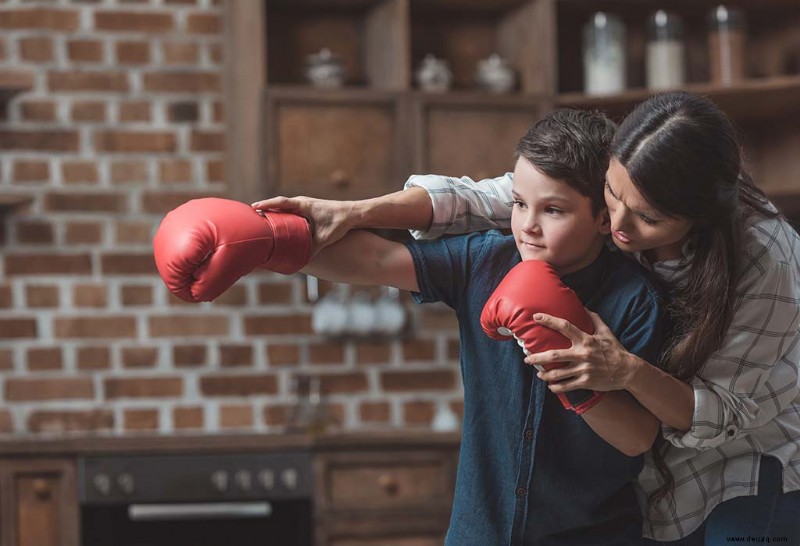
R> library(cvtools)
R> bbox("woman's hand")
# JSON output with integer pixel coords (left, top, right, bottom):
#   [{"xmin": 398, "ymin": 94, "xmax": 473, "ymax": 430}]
[
  {"xmin": 525, "ymin": 310, "xmax": 640, "ymax": 393},
  {"xmin": 251, "ymin": 196, "xmax": 358, "ymax": 256}
]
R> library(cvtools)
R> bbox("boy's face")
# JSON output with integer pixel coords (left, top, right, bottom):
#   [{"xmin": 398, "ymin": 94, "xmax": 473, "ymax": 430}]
[{"xmin": 511, "ymin": 157, "xmax": 610, "ymax": 275}]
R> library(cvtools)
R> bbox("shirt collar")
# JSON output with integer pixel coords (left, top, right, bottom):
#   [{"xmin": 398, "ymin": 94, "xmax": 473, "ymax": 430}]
[{"xmin": 560, "ymin": 245, "xmax": 613, "ymax": 302}]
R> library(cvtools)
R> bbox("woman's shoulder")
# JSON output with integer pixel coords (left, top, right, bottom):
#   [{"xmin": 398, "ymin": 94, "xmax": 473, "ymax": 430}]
[{"xmin": 738, "ymin": 214, "xmax": 800, "ymax": 289}]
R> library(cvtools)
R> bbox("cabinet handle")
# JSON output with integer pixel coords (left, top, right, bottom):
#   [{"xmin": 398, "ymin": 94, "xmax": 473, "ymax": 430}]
[
  {"xmin": 329, "ymin": 170, "xmax": 351, "ymax": 189},
  {"xmin": 32, "ymin": 478, "xmax": 52, "ymax": 500},
  {"xmin": 377, "ymin": 473, "xmax": 399, "ymax": 496}
]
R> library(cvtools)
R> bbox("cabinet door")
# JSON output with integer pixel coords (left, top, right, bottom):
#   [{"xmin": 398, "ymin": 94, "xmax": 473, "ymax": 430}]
[
  {"xmin": 317, "ymin": 515, "xmax": 448, "ymax": 546},
  {"xmin": 0, "ymin": 459, "xmax": 79, "ymax": 546},
  {"xmin": 265, "ymin": 88, "xmax": 409, "ymax": 200}
]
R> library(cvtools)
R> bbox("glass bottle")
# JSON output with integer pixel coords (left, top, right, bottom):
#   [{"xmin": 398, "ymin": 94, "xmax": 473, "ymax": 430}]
[
  {"xmin": 646, "ymin": 10, "xmax": 686, "ymax": 90},
  {"xmin": 708, "ymin": 5, "xmax": 746, "ymax": 85},
  {"xmin": 583, "ymin": 12, "xmax": 627, "ymax": 95}
]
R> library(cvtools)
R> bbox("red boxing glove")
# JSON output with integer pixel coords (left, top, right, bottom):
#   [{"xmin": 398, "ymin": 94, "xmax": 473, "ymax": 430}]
[
  {"xmin": 153, "ymin": 198, "xmax": 312, "ymax": 303},
  {"xmin": 480, "ymin": 260, "xmax": 604, "ymax": 414}
]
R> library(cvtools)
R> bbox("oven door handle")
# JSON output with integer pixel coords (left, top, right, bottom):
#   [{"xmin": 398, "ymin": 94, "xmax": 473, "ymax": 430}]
[{"xmin": 128, "ymin": 502, "xmax": 272, "ymax": 521}]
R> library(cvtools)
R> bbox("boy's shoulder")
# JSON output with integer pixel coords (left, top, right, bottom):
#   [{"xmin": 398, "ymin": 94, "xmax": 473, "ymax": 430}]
[{"xmin": 601, "ymin": 247, "xmax": 668, "ymax": 309}]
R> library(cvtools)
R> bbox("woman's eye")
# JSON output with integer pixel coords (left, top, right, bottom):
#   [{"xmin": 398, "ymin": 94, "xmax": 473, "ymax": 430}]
[{"xmin": 639, "ymin": 214, "xmax": 657, "ymax": 225}]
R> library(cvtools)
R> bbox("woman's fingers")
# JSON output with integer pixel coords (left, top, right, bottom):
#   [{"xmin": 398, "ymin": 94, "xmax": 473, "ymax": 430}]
[
  {"xmin": 251, "ymin": 196, "xmax": 301, "ymax": 212},
  {"xmin": 532, "ymin": 313, "xmax": 584, "ymax": 342},
  {"xmin": 587, "ymin": 309, "xmax": 615, "ymax": 337}
]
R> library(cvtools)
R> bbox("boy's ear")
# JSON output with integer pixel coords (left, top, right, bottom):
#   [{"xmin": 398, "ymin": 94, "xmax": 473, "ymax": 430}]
[{"xmin": 598, "ymin": 208, "xmax": 611, "ymax": 235}]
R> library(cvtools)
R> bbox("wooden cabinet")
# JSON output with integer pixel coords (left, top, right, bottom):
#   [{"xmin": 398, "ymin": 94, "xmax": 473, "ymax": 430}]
[
  {"xmin": 225, "ymin": 0, "xmax": 800, "ymax": 221},
  {"xmin": 0, "ymin": 459, "xmax": 79, "ymax": 546},
  {"xmin": 314, "ymin": 449, "xmax": 457, "ymax": 546}
]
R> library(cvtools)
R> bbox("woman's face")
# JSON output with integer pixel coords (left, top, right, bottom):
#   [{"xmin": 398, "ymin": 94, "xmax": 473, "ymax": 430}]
[{"xmin": 605, "ymin": 158, "xmax": 693, "ymax": 262}]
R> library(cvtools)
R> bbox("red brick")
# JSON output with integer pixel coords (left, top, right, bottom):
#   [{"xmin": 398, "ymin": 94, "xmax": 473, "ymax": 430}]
[
  {"xmin": 220, "ymin": 405, "xmax": 253, "ymax": 428},
  {"xmin": 45, "ymin": 192, "xmax": 126, "ymax": 212},
  {"xmin": 27, "ymin": 347, "xmax": 63, "ymax": 371},
  {"xmin": 0, "ymin": 8, "xmax": 80, "ymax": 30},
  {"xmin": 308, "ymin": 342, "xmax": 344, "ymax": 364},
  {"xmin": 73, "ymin": 284, "xmax": 108, "ymax": 307},
  {"xmin": 17, "ymin": 220, "xmax": 54, "ymax": 244},
  {"xmin": 0, "ymin": 130, "xmax": 79, "ymax": 152},
  {"xmin": 447, "ymin": 339, "xmax": 460, "ymax": 360},
  {"xmin": 71, "ymin": 101, "xmax": 106, "ymax": 122},
  {"xmin": 187, "ymin": 13, "xmax": 220, "ymax": 34},
  {"xmin": 159, "ymin": 159, "xmax": 192, "ymax": 183},
  {"xmin": 26, "ymin": 285, "xmax": 59, "ymax": 307},
  {"xmin": 213, "ymin": 101, "xmax": 224, "ymax": 123},
  {"xmin": 120, "ymin": 285, "xmax": 153, "ymax": 306},
  {"xmin": 5, "ymin": 377, "xmax": 93, "ymax": 401},
  {"xmin": 115, "ymin": 221, "xmax": 152, "ymax": 244},
  {"xmin": 19, "ymin": 36, "xmax": 53, "ymax": 61},
  {"xmin": 62, "ymin": 161, "xmax": 99, "ymax": 184},
  {"xmin": 162, "ymin": 41, "xmax": 199, "ymax": 64},
  {"xmin": 402, "ymin": 339, "xmax": 436, "ymax": 361},
  {"xmin": 110, "ymin": 160, "xmax": 148, "ymax": 184},
  {"xmin": 28, "ymin": 410, "xmax": 113, "ymax": 433},
  {"xmin": 105, "ymin": 377, "xmax": 182, "ymax": 399},
  {"xmin": 48, "ymin": 71, "xmax": 129, "ymax": 93},
  {"xmin": 266, "ymin": 343, "xmax": 299, "ymax": 366},
  {"xmin": 67, "ymin": 39, "xmax": 104, "ymax": 62},
  {"xmin": 6, "ymin": 254, "xmax": 92, "ymax": 276},
  {"xmin": 54, "ymin": 316, "xmax": 137, "ymax": 339},
  {"xmin": 244, "ymin": 314, "xmax": 312, "ymax": 336},
  {"xmin": 190, "ymin": 130, "xmax": 224, "ymax": 152},
  {"xmin": 174, "ymin": 406, "xmax": 204, "ymax": 429},
  {"xmin": 141, "ymin": 191, "xmax": 220, "ymax": 214},
  {"xmin": 264, "ymin": 404, "xmax": 290, "ymax": 427},
  {"xmin": 94, "ymin": 11, "xmax": 174, "ymax": 33},
  {"xmin": 13, "ymin": 160, "xmax": 49, "ymax": 182},
  {"xmin": 143, "ymin": 71, "xmax": 219, "ymax": 93},
  {"xmin": 101, "ymin": 253, "xmax": 156, "ymax": 275},
  {"xmin": 20, "ymin": 100, "xmax": 56, "ymax": 122},
  {"xmin": 207, "ymin": 43, "xmax": 223, "ymax": 64},
  {"xmin": 95, "ymin": 130, "xmax": 176, "ymax": 153},
  {"xmin": 206, "ymin": 159, "xmax": 225, "ymax": 182},
  {"xmin": 318, "ymin": 372, "xmax": 368, "ymax": 394},
  {"xmin": 124, "ymin": 409, "xmax": 160, "ymax": 431},
  {"xmin": 173, "ymin": 344, "xmax": 207, "ymax": 367},
  {"xmin": 209, "ymin": 285, "xmax": 248, "ymax": 306},
  {"xmin": 0, "ymin": 285, "xmax": 11, "ymax": 309},
  {"xmin": 119, "ymin": 101, "xmax": 151, "ymax": 122},
  {"xmin": 116, "ymin": 41, "xmax": 150, "ymax": 64},
  {"xmin": 356, "ymin": 341, "xmax": 391, "ymax": 365},
  {"xmin": 122, "ymin": 347, "xmax": 158, "ymax": 368},
  {"xmin": 149, "ymin": 315, "xmax": 230, "ymax": 337},
  {"xmin": 65, "ymin": 221, "xmax": 102, "ymax": 244},
  {"xmin": 200, "ymin": 375, "xmax": 277, "ymax": 397},
  {"xmin": 403, "ymin": 400, "xmax": 435, "ymax": 425},
  {"xmin": 0, "ymin": 410, "xmax": 13, "ymax": 433},
  {"xmin": 0, "ymin": 349, "xmax": 15, "ymax": 372},
  {"xmin": 360, "ymin": 401, "xmax": 391, "ymax": 424},
  {"xmin": 381, "ymin": 370, "xmax": 456, "ymax": 392},
  {"xmin": 76, "ymin": 346, "xmax": 111, "ymax": 370},
  {"xmin": 257, "ymin": 282, "xmax": 293, "ymax": 304},
  {"xmin": 219, "ymin": 344, "xmax": 253, "ymax": 367}
]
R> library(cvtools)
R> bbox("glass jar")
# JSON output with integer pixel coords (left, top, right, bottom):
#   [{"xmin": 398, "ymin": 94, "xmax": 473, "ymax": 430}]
[
  {"xmin": 646, "ymin": 10, "xmax": 685, "ymax": 90},
  {"xmin": 708, "ymin": 5, "xmax": 746, "ymax": 85},
  {"xmin": 583, "ymin": 12, "xmax": 627, "ymax": 95}
]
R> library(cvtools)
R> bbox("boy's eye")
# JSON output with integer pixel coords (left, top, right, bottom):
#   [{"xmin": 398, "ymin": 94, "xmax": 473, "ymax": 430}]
[
  {"xmin": 513, "ymin": 200, "xmax": 525, "ymax": 208},
  {"xmin": 544, "ymin": 206, "xmax": 563, "ymax": 215}
]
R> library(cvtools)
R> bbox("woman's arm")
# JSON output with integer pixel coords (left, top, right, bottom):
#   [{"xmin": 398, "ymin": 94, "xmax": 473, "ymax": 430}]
[{"xmin": 581, "ymin": 391, "xmax": 660, "ymax": 456}]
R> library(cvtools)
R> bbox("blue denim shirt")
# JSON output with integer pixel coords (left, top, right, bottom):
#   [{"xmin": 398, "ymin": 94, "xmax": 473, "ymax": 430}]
[{"xmin": 405, "ymin": 232, "xmax": 670, "ymax": 546}]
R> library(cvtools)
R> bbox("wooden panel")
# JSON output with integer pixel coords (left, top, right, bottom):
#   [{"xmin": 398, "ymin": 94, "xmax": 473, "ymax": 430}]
[
  {"xmin": 0, "ymin": 459, "xmax": 79, "ymax": 546},
  {"xmin": 331, "ymin": 536, "xmax": 442, "ymax": 546},
  {"xmin": 418, "ymin": 99, "xmax": 542, "ymax": 180},
  {"xmin": 365, "ymin": 0, "xmax": 410, "ymax": 89},
  {"xmin": 317, "ymin": 513, "xmax": 450, "ymax": 546},
  {"xmin": 318, "ymin": 451, "xmax": 454, "ymax": 512},
  {"xmin": 267, "ymin": 90, "xmax": 406, "ymax": 200}
]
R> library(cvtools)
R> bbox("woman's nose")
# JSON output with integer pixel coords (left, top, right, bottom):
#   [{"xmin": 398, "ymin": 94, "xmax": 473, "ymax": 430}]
[{"xmin": 609, "ymin": 206, "xmax": 630, "ymax": 232}]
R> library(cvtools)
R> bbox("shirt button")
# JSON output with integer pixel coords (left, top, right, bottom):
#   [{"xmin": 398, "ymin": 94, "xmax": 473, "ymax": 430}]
[
  {"xmin": 525, "ymin": 429, "xmax": 533, "ymax": 440},
  {"xmin": 516, "ymin": 487, "xmax": 527, "ymax": 497},
  {"xmin": 726, "ymin": 427, "xmax": 736, "ymax": 437}
]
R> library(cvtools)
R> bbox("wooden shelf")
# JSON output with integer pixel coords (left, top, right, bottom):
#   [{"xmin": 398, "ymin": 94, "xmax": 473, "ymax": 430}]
[
  {"xmin": 557, "ymin": 76, "xmax": 800, "ymax": 122},
  {"xmin": 0, "ymin": 69, "xmax": 35, "ymax": 104},
  {"xmin": 0, "ymin": 194, "xmax": 33, "ymax": 216}
]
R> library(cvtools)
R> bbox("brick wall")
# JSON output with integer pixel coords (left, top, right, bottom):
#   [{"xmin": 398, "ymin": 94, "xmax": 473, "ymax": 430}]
[{"xmin": 0, "ymin": 0, "xmax": 462, "ymax": 436}]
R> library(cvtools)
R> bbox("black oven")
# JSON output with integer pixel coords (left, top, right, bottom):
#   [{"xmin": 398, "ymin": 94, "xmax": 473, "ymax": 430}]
[{"xmin": 78, "ymin": 452, "xmax": 314, "ymax": 546}]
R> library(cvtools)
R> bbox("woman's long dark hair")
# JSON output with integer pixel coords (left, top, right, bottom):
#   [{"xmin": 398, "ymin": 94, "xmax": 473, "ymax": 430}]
[{"xmin": 612, "ymin": 92, "xmax": 779, "ymax": 513}]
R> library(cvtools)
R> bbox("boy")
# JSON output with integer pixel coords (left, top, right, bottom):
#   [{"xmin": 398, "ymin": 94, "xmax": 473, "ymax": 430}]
[{"xmin": 303, "ymin": 109, "xmax": 670, "ymax": 545}]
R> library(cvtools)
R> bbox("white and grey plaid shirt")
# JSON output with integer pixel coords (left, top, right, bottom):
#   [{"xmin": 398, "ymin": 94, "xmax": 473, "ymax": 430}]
[{"xmin": 405, "ymin": 173, "xmax": 800, "ymax": 541}]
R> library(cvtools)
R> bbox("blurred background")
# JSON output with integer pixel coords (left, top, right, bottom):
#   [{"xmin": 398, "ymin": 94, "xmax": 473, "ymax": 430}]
[{"xmin": 0, "ymin": 1, "xmax": 798, "ymax": 545}]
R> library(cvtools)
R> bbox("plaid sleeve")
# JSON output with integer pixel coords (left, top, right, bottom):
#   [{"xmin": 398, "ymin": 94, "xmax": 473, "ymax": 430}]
[
  {"xmin": 663, "ymin": 250, "xmax": 800, "ymax": 449},
  {"xmin": 403, "ymin": 173, "xmax": 514, "ymax": 240}
]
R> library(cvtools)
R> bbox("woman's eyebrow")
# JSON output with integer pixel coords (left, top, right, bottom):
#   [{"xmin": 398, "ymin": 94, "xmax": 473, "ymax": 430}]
[{"xmin": 606, "ymin": 180, "xmax": 658, "ymax": 217}]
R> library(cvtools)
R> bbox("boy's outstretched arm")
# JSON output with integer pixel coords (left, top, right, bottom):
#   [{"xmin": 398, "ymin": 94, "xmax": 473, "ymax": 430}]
[{"xmin": 302, "ymin": 229, "xmax": 419, "ymax": 293}]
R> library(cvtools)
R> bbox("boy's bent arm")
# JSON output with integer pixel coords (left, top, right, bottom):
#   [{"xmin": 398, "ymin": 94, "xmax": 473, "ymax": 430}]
[
  {"xmin": 301, "ymin": 229, "xmax": 419, "ymax": 293},
  {"xmin": 581, "ymin": 391, "xmax": 659, "ymax": 457}
]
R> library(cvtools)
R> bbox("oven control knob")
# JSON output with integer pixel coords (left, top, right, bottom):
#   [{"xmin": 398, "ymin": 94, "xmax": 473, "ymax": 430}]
[
  {"xmin": 234, "ymin": 470, "xmax": 252, "ymax": 491},
  {"xmin": 281, "ymin": 468, "xmax": 298, "ymax": 490},
  {"xmin": 116, "ymin": 473, "xmax": 135, "ymax": 495},
  {"xmin": 210, "ymin": 470, "xmax": 229, "ymax": 492},
  {"xmin": 93, "ymin": 473, "xmax": 112, "ymax": 496},
  {"xmin": 258, "ymin": 469, "xmax": 275, "ymax": 491}
]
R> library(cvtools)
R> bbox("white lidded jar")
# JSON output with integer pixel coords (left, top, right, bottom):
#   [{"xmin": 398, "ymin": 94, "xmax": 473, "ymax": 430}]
[
  {"xmin": 583, "ymin": 12, "xmax": 627, "ymax": 95},
  {"xmin": 646, "ymin": 10, "xmax": 686, "ymax": 90}
]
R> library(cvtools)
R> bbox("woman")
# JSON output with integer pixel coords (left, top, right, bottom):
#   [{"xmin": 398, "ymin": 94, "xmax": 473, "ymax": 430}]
[{"xmin": 253, "ymin": 92, "xmax": 800, "ymax": 544}]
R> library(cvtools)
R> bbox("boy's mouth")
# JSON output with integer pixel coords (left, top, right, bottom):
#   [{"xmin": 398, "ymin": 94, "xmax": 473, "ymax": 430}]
[{"xmin": 521, "ymin": 241, "xmax": 546, "ymax": 249}]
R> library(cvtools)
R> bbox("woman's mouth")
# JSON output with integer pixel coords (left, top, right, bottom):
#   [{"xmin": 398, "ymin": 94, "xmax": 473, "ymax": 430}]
[{"xmin": 612, "ymin": 231, "xmax": 632, "ymax": 244}]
